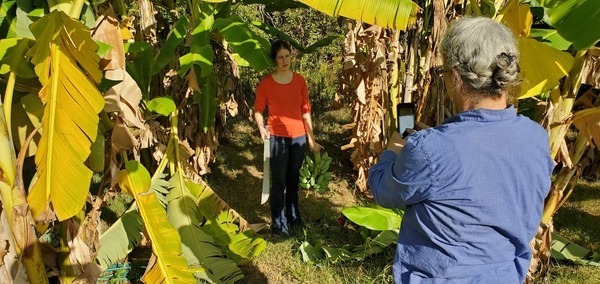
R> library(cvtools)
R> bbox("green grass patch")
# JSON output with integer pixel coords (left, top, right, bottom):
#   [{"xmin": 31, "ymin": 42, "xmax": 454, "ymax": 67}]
[{"xmin": 551, "ymin": 179, "xmax": 600, "ymax": 283}]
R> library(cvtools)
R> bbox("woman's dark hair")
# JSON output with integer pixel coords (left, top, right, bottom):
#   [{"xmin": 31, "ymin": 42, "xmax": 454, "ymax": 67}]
[{"xmin": 270, "ymin": 40, "xmax": 292, "ymax": 61}]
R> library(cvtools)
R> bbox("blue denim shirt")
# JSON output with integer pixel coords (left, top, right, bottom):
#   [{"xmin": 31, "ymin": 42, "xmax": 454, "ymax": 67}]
[{"xmin": 368, "ymin": 106, "xmax": 554, "ymax": 283}]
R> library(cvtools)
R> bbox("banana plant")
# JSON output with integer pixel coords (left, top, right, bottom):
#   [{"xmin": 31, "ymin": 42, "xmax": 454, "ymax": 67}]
[{"xmin": 0, "ymin": 1, "xmax": 102, "ymax": 282}]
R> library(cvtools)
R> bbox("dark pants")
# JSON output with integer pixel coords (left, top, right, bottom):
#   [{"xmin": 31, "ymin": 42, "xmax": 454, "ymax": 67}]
[{"xmin": 269, "ymin": 135, "xmax": 306, "ymax": 234}]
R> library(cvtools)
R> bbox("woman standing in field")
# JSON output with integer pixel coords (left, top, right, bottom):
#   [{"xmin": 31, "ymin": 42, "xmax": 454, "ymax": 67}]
[
  {"xmin": 254, "ymin": 40, "xmax": 322, "ymax": 236},
  {"xmin": 368, "ymin": 17, "xmax": 554, "ymax": 283}
]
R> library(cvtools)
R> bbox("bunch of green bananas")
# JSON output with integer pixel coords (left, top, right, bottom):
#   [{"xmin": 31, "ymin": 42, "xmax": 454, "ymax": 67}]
[{"xmin": 299, "ymin": 151, "xmax": 333, "ymax": 194}]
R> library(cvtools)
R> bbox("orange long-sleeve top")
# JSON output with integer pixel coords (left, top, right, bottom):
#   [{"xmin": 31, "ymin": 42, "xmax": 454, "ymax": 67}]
[{"xmin": 254, "ymin": 72, "xmax": 311, "ymax": 138}]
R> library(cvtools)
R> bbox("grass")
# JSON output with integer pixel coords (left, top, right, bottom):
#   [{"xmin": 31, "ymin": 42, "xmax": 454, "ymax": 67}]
[{"xmin": 550, "ymin": 179, "xmax": 600, "ymax": 283}]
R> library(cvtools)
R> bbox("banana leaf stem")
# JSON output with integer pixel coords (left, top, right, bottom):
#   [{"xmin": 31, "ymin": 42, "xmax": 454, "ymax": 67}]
[
  {"xmin": 69, "ymin": 0, "xmax": 85, "ymax": 19},
  {"xmin": 170, "ymin": 111, "xmax": 183, "ymax": 174},
  {"xmin": 3, "ymin": 71, "xmax": 16, "ymax": 142}
]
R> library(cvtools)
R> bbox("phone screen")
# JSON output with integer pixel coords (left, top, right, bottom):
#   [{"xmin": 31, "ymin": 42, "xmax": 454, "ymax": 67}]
[{"xmin": 397, "ymin": 103, "xmax": 415, "ymax": 134}]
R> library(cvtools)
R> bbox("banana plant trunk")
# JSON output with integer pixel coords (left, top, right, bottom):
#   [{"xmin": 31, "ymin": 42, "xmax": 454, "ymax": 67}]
[{"xmin": 526, "ymin": 50, "xmax": 590, "ymax": 283}]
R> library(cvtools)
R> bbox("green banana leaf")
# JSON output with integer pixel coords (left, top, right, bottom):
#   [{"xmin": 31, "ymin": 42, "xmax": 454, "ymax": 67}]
[
  {"xmin": 96, "ymin": 205, "xmax": 143, "ymax": 268},
  {"xmin": 551, "ymin": 233, "xmax": 600, "ymax": 266},
  {"xmin": 151, "ymin": 172, "xmax": 170, "ymax": 206},
  {"xmin": 150, "ymin": 16, "xmax": 188, "ymax": 75},
  {"xmin": 0, "ymin": 0, "xmax": 16, "ymax": 38},
  {"xmin": 11, "ymin": 92, "xmax": 42, "ymax": 158},
  {"xmin": 298, "ymin": 0, "xmax": 419, "ymax": 31},
  {"xmin": 166, "ymin": 173, "xmax": 242, "ymax": 284},
  {"xmin": 299, "ymin": 229, "xmax": 398, "ymax": 263},
  {"xmin": 342, "ymin": 204, "xmax": 403, "ymax": 231},
  {"xmin": 179, "ymin": 5, "xmax": 216, "ymax": 78},
  {"xmin": 202, "ymin": 211, "xmax": 266, "ymax": 265},
  {"xmin": 0, "ymin": 38, "xmax": 36, "ymax": 77},
  {"xmin": 185, "ymin": 179, "xmax": 254, "ymax": 232},
  {"xmin": 87, "ymin": 130, "xmax": 104, "ymax": 172},
  {"xmin": 541, "ymin": 0, "xmax": 600, "ymax": 50},
  {"xmin": 214, "ymin": 16, "xmax": 272, "ymax": 72},
  {"xmin": 180, "ymin": 45, "xmax": 214, "ymax": 78},
  {"xmin": 147, "ymin": 96, "xmax": 177, "ymax": 117},
  {"xmin": 530, "ymin": 28, "xmax": 572, "ymax": 50},
  {"xmin": 14, "ymin": 4, "xmax": 35, "ymax": 39},
  {"xmin": 195, "ymin": 71, "xmax": 218, "ymax": 131},
  {"xmin": 299, "ymin": 242, "xmax": 325, "ymax": 262}
]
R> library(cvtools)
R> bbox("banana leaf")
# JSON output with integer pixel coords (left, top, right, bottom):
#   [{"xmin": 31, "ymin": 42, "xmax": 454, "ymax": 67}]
[
  {"xmin": 96, "ymin": 205, "xmax": 143, "ymax": 268},
  {"xmin": 186, "ymin": 179, "xmax": 253, "ymax": 231},
  {"xmin": 571, "ymin": 107, "xmax": 600, "ymax": 149},
  {"xmin": 166, "ymin": 173, "xmax": 243, "ymax": 284},
  {"xmin": 551, "ymin": 233, "xmax": 600, "ymax": 266},
  {"xmin": 118, "ymin": 161, "xmax": 196, "ymax": 283},
  {"xmin": 202, "ymin": 211, "xmax": 266, "ymax": 265},
  {"xmin": 541, "ymin": 0, "xmax": 600, "ymax": 50},
  {"xmin": 530, "ymin": 28, "xmax": 571, "ymax": 50},
  {"xmin": 0, "ymin": 0, "xmax": 16, "ymax": 38},
  {"xmin": 299, "ymin": 230, "xmax": 398, "ymax": 263},
  {"xmin": 342, "ymin": 204, "xmax": 403, "ymax": 231},
  {"xmin": 517, "ymin": 36, "xmax": 574, "ymax": 99},
  {"xmin": 14, "ymin": 4, "xmax": 35, "ymax": 39},
  {"xmin": 26, "ymin": 11, "xmax": 104, "ymax": 221},
  {"xmin": 195, "ymin": 71, "xmax": 217, "ymax": 131},
  {"xmin": 147, "ymin": 96, "xmax": 177, "ymax": 117},
  {"xmin": 214, "ymin": 16, "xmax": 271, "ymax": 72},
  {"xmin": 150, "ymin": 16, "xmax": 188, "ymax": 75},
  {"xmin": 497, "ymin": 0, "xmax": 574, "ymax": 99},
  {"xmin": 179, "ymin": 5, "xmax": 216, "ymax": 78},
  {"xmin": 96, "ymin": 171, "xmax": 177, "ymax": 268},
  {"xmin": 0, "ymin": 38, "xmax": 36, "ymax": 77},
  {"xmin": 298, "ymin": 0, "xmax": 419, "ymax": 31}
]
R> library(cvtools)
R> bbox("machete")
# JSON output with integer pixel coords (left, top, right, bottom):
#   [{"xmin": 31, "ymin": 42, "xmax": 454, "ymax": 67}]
[{"xmin": 261, "ymin": 137, "xmax": 270, "ymax": 204}]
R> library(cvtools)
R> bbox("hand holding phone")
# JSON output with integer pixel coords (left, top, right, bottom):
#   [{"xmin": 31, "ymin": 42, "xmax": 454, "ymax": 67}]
[{"xmin": 397, "ymin": 103, "xmax": 415, "ymax": 137}]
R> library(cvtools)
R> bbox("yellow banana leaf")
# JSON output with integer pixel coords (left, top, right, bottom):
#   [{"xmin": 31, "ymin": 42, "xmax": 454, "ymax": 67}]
[
  {"xmin": 118, "ymin": 161, "xmax": 195, "ymax": 284},
  {"xmin": 25, "ymin": 11, "xmax": 104, "ymax": 221},
  {"xmin": 298, "ymin": 0, "xmax": 419, "ymax": 31},
  {"xmin": 571, "ymin": 107, "xmax": 600, "ymax": 148},
  {"xmin": 496, "ymin": 0, "xmax": 532, "ymax": 37},
  {"xmin": 496, "ymin": 0, "xmax": 574, "ymax": 99},
  {"xmin": 517, "ymin": 37, "xmax": 574, "ymax": 99}
]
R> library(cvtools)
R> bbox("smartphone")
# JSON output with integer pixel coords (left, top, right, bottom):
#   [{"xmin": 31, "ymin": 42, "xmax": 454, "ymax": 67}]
[{"xmin": 397, "ymin": 103, "xmax": 415, "ymax": 136}]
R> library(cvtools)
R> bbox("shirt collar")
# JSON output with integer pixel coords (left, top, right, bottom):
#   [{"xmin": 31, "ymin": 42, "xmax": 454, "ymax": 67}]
[{"xmin": 443, "ymin": 105, "xmax": 516, "ymax": 124}]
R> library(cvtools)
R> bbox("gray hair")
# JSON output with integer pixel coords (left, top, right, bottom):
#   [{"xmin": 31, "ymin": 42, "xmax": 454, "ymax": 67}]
[{"xmin": 441, "ymin": 17, "xmax": 520, "ymax": 97}]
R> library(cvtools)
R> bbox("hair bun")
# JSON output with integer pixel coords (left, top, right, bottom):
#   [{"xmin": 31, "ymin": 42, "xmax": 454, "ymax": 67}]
[{"xmin": 492, "ymin": 52, "xmax": 520, "ymax": 90}]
